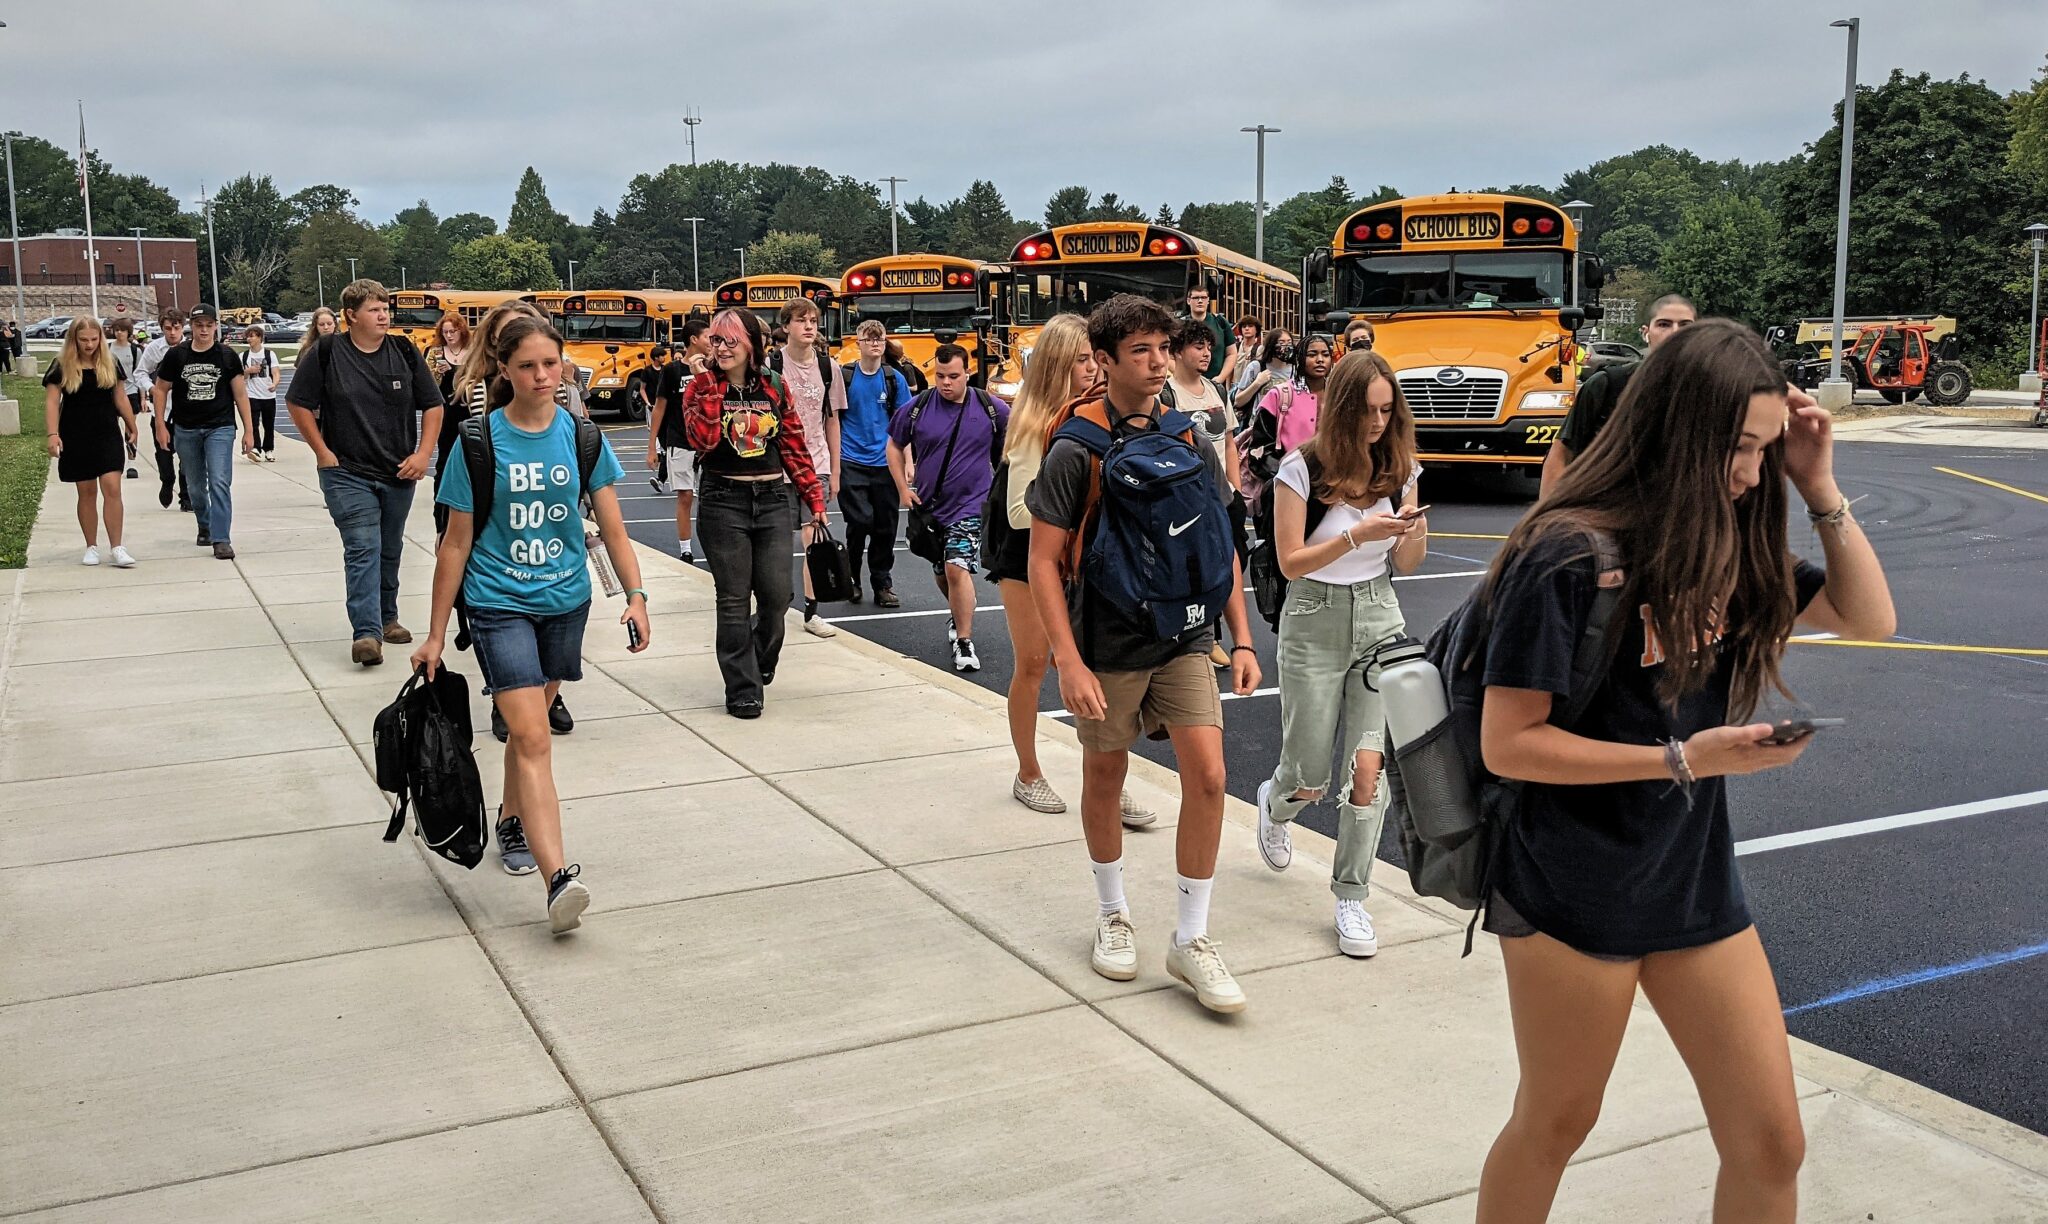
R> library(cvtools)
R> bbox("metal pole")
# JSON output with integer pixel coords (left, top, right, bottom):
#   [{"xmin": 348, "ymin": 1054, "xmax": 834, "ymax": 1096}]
[
  {"xmin": 171, "ymin": 258, "xmax": 179, "ymax": 309},
  {"xmin": 130, "ymin": 227, "xmax": 147, "ymax": 320},
  {"xmin": 200, "ymin": 183, "xmax": 220, "ymax": 312},
  {"xmin": 683, "ymin": 109, "xmax": 701, "ymax": 167},
  {"xmin": 881, "ymin": 177, "xmax": 907, "ymax": 255},
  {"xmin": 736, "ymin": 249, "xmax": 746, "ymax": 278},
  {"xmin": 683, "ymin": 217, "xmax": 703, "ymax": 291},
  {"xmin": 345, "ymin": 256, "xmax": 357, "ymax": 282},
  {"xmin": 4, "ymin": 132, "xmax": 23, "ymax": 324},
  {"xmin": 1826, "ymin": 18, "xmax": 1859, "ymax": 392},
  {"xmin": 317, "ymin": 264, "xmax": 324, "ymax": 308},
  {"xmin": 566, "ymin": 260, "xmax": 577, "ymax": 292},
  {"xmin": 401, "ymin": 265, "xmax": 407, "ymax": 290},
  {"xmin": 2027, "ymin": 228, "xmax": 2045, "ymax": 377},
  {"xmin": 1240, "ymin": 125, "xmax": 1279, "ymax": 264}
]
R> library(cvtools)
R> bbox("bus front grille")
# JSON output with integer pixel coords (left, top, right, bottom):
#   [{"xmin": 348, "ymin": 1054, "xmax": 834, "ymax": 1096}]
[{"xmin": 1398, "ymin": 372, "xmax": 1507, "ymax": 421}]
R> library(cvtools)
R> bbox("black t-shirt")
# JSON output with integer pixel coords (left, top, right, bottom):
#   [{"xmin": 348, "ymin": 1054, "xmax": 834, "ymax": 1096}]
[
  {"xmin": 154, "ymin": 342, "xmax": 245, "ymax": 430},
  {"xmin": 1024, "ymin": 403, "xmax": 1228, "ymax": 673},
  {"xmin": 1482, "ymin": 530, "xmax": 1826, "ymax": 956},
  {"xmin": 1557, "ymin": 362, "xmax": 1638, "ymax": 457},
  {"xmin": 655, "ymin": 362, "xmax": 695, "ymax": 448},
  {"xmin": 44, "ymin": 363, "xmax": 122, "ymax": 432},
  {"xmin": 287, "ymin": 334, "xmax": 443, "ymax": 484}
]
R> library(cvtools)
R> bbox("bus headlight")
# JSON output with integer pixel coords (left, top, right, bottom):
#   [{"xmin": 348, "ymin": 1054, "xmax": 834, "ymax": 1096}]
[{"xmin": 1518, "ymin": 390, "xmax": 1572, "ymax": 411}]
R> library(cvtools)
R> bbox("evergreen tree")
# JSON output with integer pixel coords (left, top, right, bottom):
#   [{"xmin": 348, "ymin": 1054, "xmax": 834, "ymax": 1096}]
[{"xmin": 1660, "ymin": 195, "xmax": 1777, "ymax": 325}]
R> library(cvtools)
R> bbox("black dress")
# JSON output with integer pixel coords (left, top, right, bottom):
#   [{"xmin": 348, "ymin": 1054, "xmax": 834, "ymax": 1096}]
[{"xmin": 46, "ymin": 365, "xmax": 127, "ymax": 483}]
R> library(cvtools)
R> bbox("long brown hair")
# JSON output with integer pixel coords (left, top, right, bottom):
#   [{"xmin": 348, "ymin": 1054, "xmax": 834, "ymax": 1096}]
[
  {"xmin": 1485, "ymin": 318, "xmax": 1797, "ymax": 717},
  {"xmin": 1300, "ymin": 350, "xmax": 1414, "ymax": 503},
  {"xmin": 486, "ymin": 313, "xmax": 565, "ymax": 408}
]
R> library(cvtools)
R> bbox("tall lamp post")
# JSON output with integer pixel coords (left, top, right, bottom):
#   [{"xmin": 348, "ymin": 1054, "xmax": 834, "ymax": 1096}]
[
  {"xmin": 4, "ymin": 130, "xmax": 24, "ymax": 328},
  {"xmin": 683, "ymin": 217, "xmax": 703, "ymax": 290},
  {"xmin": 880, "ymin": 176, "xmax": 907, "ymax": 255},
  {"xmin": 196, "ymin": 184, "xmax": 221, "ymax": 312},
  {"xmin": 2021, "ymin": 222, "xmax": 2047, "ymax": 394},
  {"xmin": 129, "ymin": 227, "xmax": 148, "ymax": 322},
  {"xmin": 735, "ymin": 248, "xmax": 746, "ymax": 278},
  {"xmin": 1819, "ymin": 17, "xmax": 1861, "ymax": 411},
  {"xmin": 1563, "ymin": 199, "xmax": 1592, "ymax": 312},
  {"xmin": 317, "ymin": 264, "xmax": 326, "ymax": 308},
  {"xmin": 683, "ymin": 108, "xmax": 701, "ymax": 166},
  {"xmin": 1240, "ymin": 125, "xmax": 1280, "ymax": 264},
  {"xmin": 566, "ymin": 259, "xmax": 577, "ymax": 292},
  {"xmin": 345, "ymin": 257, "xmax": 358, "ymax": 282}
]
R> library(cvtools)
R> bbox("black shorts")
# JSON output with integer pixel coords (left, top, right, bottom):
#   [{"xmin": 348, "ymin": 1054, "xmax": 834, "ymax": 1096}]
[
  {"xmin": 1483, "ymin": 892, "xmax": 1640, "ymax": 964},
  {"xmin": 991, "ymin": 520, "xmax": 1031, "ymax": 583}
]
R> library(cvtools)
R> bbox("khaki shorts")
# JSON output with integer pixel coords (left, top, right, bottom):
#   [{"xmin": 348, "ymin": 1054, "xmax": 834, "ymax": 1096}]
[
  {"xmin": 663, "ymin": 447, "xmax": 698, "ymax": 494},
  {"xmin": 1076, "ymin": 650, "xmax": 1223, "ymax": 753}
]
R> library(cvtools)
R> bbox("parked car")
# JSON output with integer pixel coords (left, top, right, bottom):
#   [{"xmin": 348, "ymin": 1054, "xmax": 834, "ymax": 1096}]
[
  {"xmin": 23, "ymin": 315, "xmax": 72, "ymax": 338},
  {"xmin": 1583, "ymin": 340, "xmax": 1641, "ymax": 375},
  {"xmin": 265, "ymin": 320, "xmax": 308, "ymax": 345}
]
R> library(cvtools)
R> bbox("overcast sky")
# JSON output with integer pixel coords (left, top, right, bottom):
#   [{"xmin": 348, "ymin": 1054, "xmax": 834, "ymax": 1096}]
[{"xmin": 3, "ymin": 1, "xmax": 2041, "ymax": 229}]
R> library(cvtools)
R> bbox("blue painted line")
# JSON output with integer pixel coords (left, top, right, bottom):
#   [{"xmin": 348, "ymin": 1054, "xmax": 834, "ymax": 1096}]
[{"xmin": 1783, "ymin": 940, "xmax": 2048, "ymax": 1017}]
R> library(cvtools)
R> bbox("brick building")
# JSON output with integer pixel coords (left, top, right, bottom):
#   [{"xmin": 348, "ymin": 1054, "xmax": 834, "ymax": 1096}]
[{"xmin": 1, "ymin": 229, "xmax": 202, "ymax": 323}]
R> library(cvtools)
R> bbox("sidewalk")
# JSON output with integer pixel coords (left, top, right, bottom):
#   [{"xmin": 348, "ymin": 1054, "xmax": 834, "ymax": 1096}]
[{"xmin": 3, "ymin": 443, "xmax": 2044, "ymax": 1223}]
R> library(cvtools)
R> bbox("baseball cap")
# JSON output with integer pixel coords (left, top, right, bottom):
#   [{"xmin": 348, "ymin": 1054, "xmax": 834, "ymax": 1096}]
[{"xmin": 188, "ymin": 304, "xmax": 218, "ymax": 322}]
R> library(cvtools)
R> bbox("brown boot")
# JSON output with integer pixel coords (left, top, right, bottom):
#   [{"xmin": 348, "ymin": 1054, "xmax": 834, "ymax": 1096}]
[
  {"xmin": 381, "ymin": 621, "xmax": 413, "ymax": 644},
  {"xmin": 351, "ymin": 636, "xmax": 385, "ymax": 666}
]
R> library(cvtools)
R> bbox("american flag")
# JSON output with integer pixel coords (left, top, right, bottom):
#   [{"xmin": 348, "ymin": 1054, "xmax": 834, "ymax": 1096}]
[{"xmin": 76, "ymin": 107, "xmax": 88, "ymax": 198}]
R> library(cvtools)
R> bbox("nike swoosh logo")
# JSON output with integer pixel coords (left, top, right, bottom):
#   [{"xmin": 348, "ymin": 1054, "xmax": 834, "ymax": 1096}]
[
  {"xmin": 1168, "ymin": 516, "xmax": 1202, "ymax": 536},
  {"xmin": 1178, "ymin": 885, "xmax": 1190, "ymax": 895}
]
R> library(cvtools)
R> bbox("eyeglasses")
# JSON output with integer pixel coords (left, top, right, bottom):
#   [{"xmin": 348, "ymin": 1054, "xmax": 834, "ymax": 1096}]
[{"xmin": 707, "ymin": 335, "xmax": 743, "ymax": 350}]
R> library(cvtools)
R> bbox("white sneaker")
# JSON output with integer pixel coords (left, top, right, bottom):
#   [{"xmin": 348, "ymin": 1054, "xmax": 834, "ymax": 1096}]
[
  {"xmin": 1091, "ymin": 909, "xmax": 1138, "ymax": 981},
  {"xmin": 953, "ymin": 638, "xmax": 980, "ymax": 671},
  {"xmin": 81, "ymin": 546, "xmax": 100, "ymax": 566},
  {"xmin": 1335, "ymin": 898, "xmax": 1379, "ymax": 958},
  {"xmin": 109, "ymin": 545, "xmax": 136, "ymax": 568},
  {"xmin": 1166, "ymin": 935, "xmax": 1246, "ymax": 1013},
  {"xmin": 1256, "ymin": 780, "xmax": 1293, "ymax": 871},
  {"xmin": 1118, "ymin": 790, "xmax": 1157, "ymax": 829},
  {"xmin": 804, "ymin": 615, "xmax": 837, "ymax": 638}
]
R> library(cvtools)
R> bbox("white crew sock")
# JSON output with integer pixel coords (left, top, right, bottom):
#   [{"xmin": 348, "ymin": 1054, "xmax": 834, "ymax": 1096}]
[
  {"xmin": 678, "ymin": 538, "xmax": 692, "ymax": 558},
  {"xmin": 1090, "ymin": 857, "xmax": 1127, "ymax": 916},
  {"xmin": 1175, "ymin": 874, "xmax": 1214, "ymax": 946}
]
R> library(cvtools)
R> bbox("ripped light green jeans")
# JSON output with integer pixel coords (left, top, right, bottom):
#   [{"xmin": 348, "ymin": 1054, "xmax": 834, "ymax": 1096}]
[{"xmin": 1268, "ymin": 573, "xmax": 1406, "ymax": 900}]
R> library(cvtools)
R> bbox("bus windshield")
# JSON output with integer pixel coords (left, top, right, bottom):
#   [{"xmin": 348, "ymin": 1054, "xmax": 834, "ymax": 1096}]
[
  {"xmin": 1009, "ymin": 261, "xmax": 1190, "ymax": 324},
  {"xmin": 1336, "ymin": 251, "xmax": 1568, "ymax": 313},
  {"xmin": 847, "ymin": 292, "xmax": 978, "ymax": 335},
  {"xmin": 390, "ymin": 306, "xmax": 444, "ymax": 330},
  {"xmin": 561, "ymin": 314, "xmax": 657, "ymax": 343}
]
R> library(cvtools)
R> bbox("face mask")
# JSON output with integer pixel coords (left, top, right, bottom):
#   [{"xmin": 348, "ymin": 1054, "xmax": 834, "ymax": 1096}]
[{"xmin": 1273, "ymin": 344, "xmax": 1296, "ymax": 362}]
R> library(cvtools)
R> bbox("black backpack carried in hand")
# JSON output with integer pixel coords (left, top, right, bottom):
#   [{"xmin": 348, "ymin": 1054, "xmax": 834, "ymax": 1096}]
[{"xmin": 373, "ymin": 666, "xmax": 487, "ymax": 869}]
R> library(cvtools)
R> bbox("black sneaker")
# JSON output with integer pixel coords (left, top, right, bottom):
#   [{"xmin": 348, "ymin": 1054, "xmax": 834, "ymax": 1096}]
[
  {"xmin": 546, "ymin": 865, "xmax": 590, "ymax": 934},
  {"xmin": 195, "ymin": 530, "xmax": 211, "ymax": 547},
  {"xmin": 726, "ymin": 698, "xmax": 763, "ymax": 719},
  {"xmin": 847, "ymin": 586, "xmax": 864, "ymax": 605},
  {"xmin": 157, "ymin": 478, "xmax": 173, "ymax": 508},
  {"xmin": 496, "ymin": 809, "xmax": 537, "ymax": 876},
  {"xmin": 875, "ymin": 587, "xmax": 900, "ymax": 608},
  {"xmin": 548, "ymin": 694, "xmax": 573, "ymax": 735},
  {"xmin": 491, "ymin": 702, "xmax": 508, "ymax": 743}
]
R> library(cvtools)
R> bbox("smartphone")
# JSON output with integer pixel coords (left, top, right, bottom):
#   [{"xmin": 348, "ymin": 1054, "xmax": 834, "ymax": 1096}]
[
  {"xmin": 626, "ymin": 618, "xmax": 643, "ymax": 650},
  {"xmin": 1398, "ymin": 504, "xmax": 1432, "ymax": 519},
  {"xmin": 1762, "ymin": 716, "xmax": 1845, "ymax": 745}
]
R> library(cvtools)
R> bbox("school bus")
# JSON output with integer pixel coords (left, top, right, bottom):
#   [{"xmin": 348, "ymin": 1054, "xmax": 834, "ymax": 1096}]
[
  {"xmin": 1311, "ymin": 192, "xmax": 1600, "ymax": 468},
  {"xmin": 837, "ymin": 253, "xmax": 988, "ymax": 381},
  {"xmin": 554, "ymin": 289, "xmax": 713, "ymax": 419},
  {"xmin": 984, "ymin": 221, "xmax": 1299, "ymax": 398},
  {"xmin": 712, "ymin": 275, "xmax": 843, "ymax": 341},
  {"xmin": 520, "ymin": 290, "xmax": 573, "ymax": 324},
  {"xmin": 389, "ymin": 290, "xmax": 522, "ymax": 350}
]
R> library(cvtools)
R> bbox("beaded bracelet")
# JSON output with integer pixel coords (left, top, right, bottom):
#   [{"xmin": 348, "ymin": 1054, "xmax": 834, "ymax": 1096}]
[
  {"xmin": 1805, "ymin": 493, "xmax": 1864, "ymax": 528},
  {"xmin": 1660, "ymin": 737, "xmax": 1698, "ymax": 811}
]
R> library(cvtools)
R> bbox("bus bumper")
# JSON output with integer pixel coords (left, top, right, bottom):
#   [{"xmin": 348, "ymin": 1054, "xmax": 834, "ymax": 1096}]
[{"xmin": 1415, "ymin": 416, "xmax": 1565, "ymax": 465}]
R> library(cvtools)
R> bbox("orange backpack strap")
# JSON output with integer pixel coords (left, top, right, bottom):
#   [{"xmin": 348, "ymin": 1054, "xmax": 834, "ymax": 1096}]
[{"xmin": 1053, "ymin": 398, "xmax": 1116, "ymax": 582}]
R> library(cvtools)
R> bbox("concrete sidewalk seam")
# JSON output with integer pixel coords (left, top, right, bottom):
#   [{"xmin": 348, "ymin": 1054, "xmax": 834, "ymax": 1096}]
[
  {"xmin": 0, "ymin": 813, "xmax": 381, "ymax": 871},
  {"xmin": 0, "ymin": 930, "xmax": 469, "ymax": 1010}
]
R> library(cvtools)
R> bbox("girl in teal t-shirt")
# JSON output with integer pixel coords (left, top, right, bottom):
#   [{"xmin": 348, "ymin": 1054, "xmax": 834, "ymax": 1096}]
[{"xmin": 416, "ymin": 313, "xmax": 651, "ymax": 935}]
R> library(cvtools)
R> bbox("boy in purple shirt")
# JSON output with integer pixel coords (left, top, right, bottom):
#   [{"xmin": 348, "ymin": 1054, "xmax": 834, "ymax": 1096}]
[{"xmin": 887, "ymin": 343, "xmax": 1008, "ymax": 672}]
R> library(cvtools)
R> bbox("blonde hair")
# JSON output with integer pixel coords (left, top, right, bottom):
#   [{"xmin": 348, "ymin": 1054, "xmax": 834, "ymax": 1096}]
[
  {"xmin": 455, "ymin": 300, "xmax": 548, "ymax": 403},
  {"xmin": 56, "ymin": 316, "xmax": 118, "ymax": 395},
  {"xmin": 1006, "ymin": 313, "xmax": 1091, "ymax": 461}
]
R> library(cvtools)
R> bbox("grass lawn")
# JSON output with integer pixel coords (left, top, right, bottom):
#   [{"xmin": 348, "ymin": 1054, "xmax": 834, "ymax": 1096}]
[{"xmin": 0, "ymin": 370, "xmax": 51, "ymax": 569}]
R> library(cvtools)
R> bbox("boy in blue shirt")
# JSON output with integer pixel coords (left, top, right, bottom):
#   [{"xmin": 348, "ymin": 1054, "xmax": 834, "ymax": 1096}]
[{"xmin": 836, "ymin": 319, "xmax": 913, "ymax": 606}]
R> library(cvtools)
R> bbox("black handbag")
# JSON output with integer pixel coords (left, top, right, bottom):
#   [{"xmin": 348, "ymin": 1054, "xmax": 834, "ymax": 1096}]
[{"xmin": 806, "ymin": 520, "xmax": 855, "ymax": 602}]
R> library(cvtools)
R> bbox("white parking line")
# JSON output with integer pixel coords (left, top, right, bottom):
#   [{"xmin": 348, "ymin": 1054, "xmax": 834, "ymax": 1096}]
[{"xmin": 1736, "ymin": 790, "xmax": 2048, "ymax": 857}]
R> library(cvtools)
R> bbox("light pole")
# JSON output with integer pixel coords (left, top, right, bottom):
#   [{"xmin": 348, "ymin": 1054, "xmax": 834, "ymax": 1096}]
[
  {"xmin": 881, "ymin": 176, "xmax": 907, "ymax": 255},
  {"xmin": 1563, "ymin": 199, "xmax": 1592, "ymax": 310},
  {"xmin": 1820, "ymin": 17, "xmax": 1860, "ymax": 411},
  {"xmin": 197, "ymin": 183, "xmax": 221, "ymax": 312},
  {"xmin": 683, "ymin": 108, "xmax": 701, "ymax": 166},
  {"xmin": 2023, "ymin": 222, "xmax": 2048, "ymax": 394},
  {"xmin": 566, "ymin": 259, "xmax": 577, "ymax": 292},
  {"xmin": 400, "ymin": 265, "xmax": 407, "ymax": 290},
  {"xmin": 129, "ymin": 226, "xmax": 147, "ymax": 321},
  {"xmin": 317, "ymin": 264, "xmax": 326, "ymax": 308},
  {"xmin": 735, "ymin": 248, "xmax": 746, "ymax": 278},
  {"xmin": 170, "ymin": 258, "xmax": 179, "ymax": 309},
  {"xmin": 683, "ymin": 217, "xmax": 703, "ymax": 290},
  {"xmin": 346, "ymin": 256, "xmax": 358, "ymax": 282},
  {"xmin": 1240, "ymin": 125, "xmax": 1280, "ymax": 264},
  {"xmin": 5, "ymin": 130, "xmax": 26, "ymax": 327}
]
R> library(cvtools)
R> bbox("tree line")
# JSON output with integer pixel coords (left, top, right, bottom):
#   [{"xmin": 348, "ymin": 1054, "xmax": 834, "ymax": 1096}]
[{"xmin": 10, "ymin": 59, "xmax": 2043, "ymax": 373}]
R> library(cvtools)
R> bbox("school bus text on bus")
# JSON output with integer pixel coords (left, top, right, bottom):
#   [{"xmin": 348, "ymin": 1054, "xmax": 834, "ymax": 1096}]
[
  {"xmin": 554, "ymin": 289, "xmax": 712, "ymax": 420},
  {"xmin": 712, "ymin": 276, "xmax": 843, "ymax": 344}
]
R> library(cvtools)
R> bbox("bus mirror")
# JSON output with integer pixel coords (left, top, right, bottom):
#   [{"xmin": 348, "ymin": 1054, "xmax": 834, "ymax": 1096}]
[
  {"xmin": 1320, "ymin": 308, "xmax": 1352, "ymax": 334},
  {"xmin": 1580, "ymin": 255, "xmax": 1607, "ymax": 293},
  {"xmin": 1304, "ymin": 248, "xmax": 1330, "ymax": 283},
  {"xmin": 1307, "ymin": 299, "xmax": 1331, "ymax": 320},
  {"xmin": 969, "ymin": 313, "xmax": 994, "ymax": 332},
  {"xmin": 1581, "ymin": 304, "xmax": 1606, "ymax": 323},
  {"xmin": 934, "ymin": 329, "xmax": 960, "ymax": 345},
  {"xmin": 1558, "ymin": 306, "xmax": 1586, "ymax": 332}
]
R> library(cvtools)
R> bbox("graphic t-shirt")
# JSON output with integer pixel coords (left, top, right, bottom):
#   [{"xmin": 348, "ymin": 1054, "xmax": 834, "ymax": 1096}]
[
  {"xmin": 154, "ymin": 342, "xmax": 244, "ymax": 429},
  {"xmin": 242, "ymin": 347, "xmax": 279, "ymax": 399},
  {"xmin": 435, "ymin": 408, "xmax": 625, "ymax": 616},
  {"xmin": 1482, "ymin": 529, "xmax": 1827, "ymax": 957},
  {"xmin": 841, "ymin": 362, "xmax": 911, "ymax": 467}
]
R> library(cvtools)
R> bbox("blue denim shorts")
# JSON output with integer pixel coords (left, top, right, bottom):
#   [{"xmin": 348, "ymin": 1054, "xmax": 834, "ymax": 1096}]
[{"xmin": 466, "ymin": 603, "xmax": 590, "ymax": 694}]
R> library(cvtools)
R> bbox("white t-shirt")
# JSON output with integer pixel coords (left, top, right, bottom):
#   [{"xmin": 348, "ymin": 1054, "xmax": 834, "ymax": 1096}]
[
  {"xmin": 1275, "ymin": 450, "xmax": 1422, "ymax": 585},
  {"xmin": 242, "ymin": 347, "xmax": 279, "ymax": 399}
]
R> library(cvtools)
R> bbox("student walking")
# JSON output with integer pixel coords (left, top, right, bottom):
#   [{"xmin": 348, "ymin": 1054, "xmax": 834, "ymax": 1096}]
[
  {"xmin": 416, "ymin": 312, "xmax": 648, "ymax": 933},
  {"xmin": 1540, "ymin": 293, "xmax": 1697, "ymax": 496},
  {"xmin": 646, "ymin": 317, "xmax": 711, "ymax": 563},
  {"xmin": 1027, "ymin": 295, "xmax": 1259, "ymax": 1014},
  {"xmin": 1164, "ymin": 319, "xmax": 1245, "ymax": 669},
  {"xmin": 242, "ymin": 326, "xmax": 280, "ymax": 461},
  {"xmin": 1248, "ymin": 331, "xmax": 1332, "ymax": 458},
  {"xmin": 1231, "ymin": 326, "xmax": 1294, "ymax": 414},
  {"xmin": 426, "ymin": 312, "xmax": 470, "ymax": 405},
  {"xmin": 46, "ymin": 317, "xmax": 141, "ymax": 567},
  {"xmin": 680, "ymin": 308, "xmax": 830, "ymax": 719},
  {"xmin": 769, "ymin": 296, "xmax": 846, "ymax": 638},
  {"xmin": 888, "ymin": 343, "xmax": 1007, "ymax": 672},
  {"xmin": 1255, "ymin": 351, "xmax": 1427, "ymax": 956},
  {"xmin": 136, "ymin": 308, "xmax": 187, "ymax": 509},
  {"xmin": 297, "ymin": 306, "xmax": 338, "ymax": 364},
  {"xmin": 1181, "ymin": 286, "xmax": 1238, "ymax": 387},
  {"xmin": 106, "ymin": 317, "xmax": 145, "ymax": 478},
  {"xmin": 835, "ymin": 319, "xmax": 912, "ymax": 605},
  {"xmin": 1471, "ymin": 320, "xmax": 1893, "ymax": 1222},
  {"xmin": 152, "ymin": 305, "xmax": 256, "ymax": 559},
  {"xmin": 287, "ymin": 281, "xmax": 446, "ymax": 665}
]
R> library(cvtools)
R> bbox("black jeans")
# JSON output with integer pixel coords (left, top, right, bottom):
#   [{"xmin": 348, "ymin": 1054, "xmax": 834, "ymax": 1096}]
[
  {"xmin": 251, "ymin": 398, "xmax": 277, "ymax": 452},
  {"xmin": 698, "ymin": 472, "xmax": 795, "ymax": 705},
  {"xmin": 837, "ymin": 460, "xmax": 900, "ymax": 593}
]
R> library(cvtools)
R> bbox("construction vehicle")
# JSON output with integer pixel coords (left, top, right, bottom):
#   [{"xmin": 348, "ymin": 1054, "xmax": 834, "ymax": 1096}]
[{"xmin": 1774, "ymin": 315, "xmax": 1972, "ymax": 407}]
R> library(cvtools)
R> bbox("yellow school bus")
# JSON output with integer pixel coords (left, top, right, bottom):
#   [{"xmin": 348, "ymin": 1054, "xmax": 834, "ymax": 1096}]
[
  {"xmin": 555, "ymin": 289, "xmax": 713, "ymax": 419},
  {"xmin": 712, "ymin": 275, "xmax": 843, "ymax": 342},
  {"xmin": 837, "ymin": 253, "xmax": 987, "ymax": 381},
  {"xmin": 1314, "ymin": 193, "xmax": 1594, "ymax": 467},
  {"xmin": 984, "ymin": 221, "xmax": 1299, "ymax": 398},
  {"xmin": 520, "ymin": 290, "xmax": 573, "ymax": 324},
  {"xmin": 389, "ymin": 290, "xmax": 522, "ymax": 351}
]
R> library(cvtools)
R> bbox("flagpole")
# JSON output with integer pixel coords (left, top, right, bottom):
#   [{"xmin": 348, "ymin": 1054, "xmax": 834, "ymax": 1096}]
[{"xmin": 78, "ymin": 102, "xmax": 100, "ymax": 320}]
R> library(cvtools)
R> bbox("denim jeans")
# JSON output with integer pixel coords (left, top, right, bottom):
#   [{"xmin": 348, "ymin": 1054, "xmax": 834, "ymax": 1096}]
[
  {"xmin": 1268, "ymin": 574, "xmax": 1407, "ymax": 900},
  {"xmin": 318, "ymin": 466, "xmax": 416, "ymax": 642},
  {"xmin": 697, "ymin": 472, "xmax": 794, "ymax": 705},
  {"xmin": 173, "ymin": 424, "xmax": 237, "ymax": 542},
  {"xmin": 836, "ymin": 460, "xmax": 900, "ymax": 593}
]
